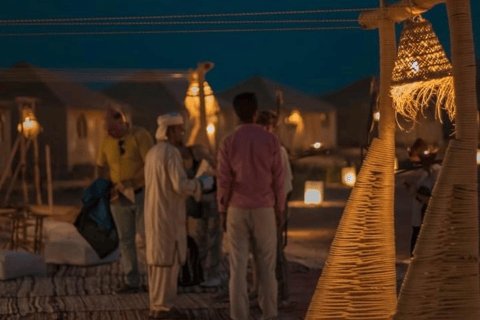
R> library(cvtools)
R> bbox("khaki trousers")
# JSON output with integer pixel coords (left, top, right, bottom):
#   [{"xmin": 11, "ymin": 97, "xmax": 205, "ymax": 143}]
[
  {"xmin": 227, "ymin": 207, "xmax": 278, "ymax": 320},
  {"xmin": 147, "ymin": 257, "xmax": 181, "ymax": 312}
]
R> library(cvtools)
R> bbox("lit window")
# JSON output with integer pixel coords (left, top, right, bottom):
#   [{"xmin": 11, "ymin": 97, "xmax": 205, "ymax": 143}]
[
  {"xmin": 320, "ymin": 113, "xmax": 329, "ymax": 126},
  {"xmin": 76, "ymin": 113, "xmax": 88, "ymax": 139},
  {"xmin": 0, "ymin": 113, "xmax": 4, "ymax": 143}
]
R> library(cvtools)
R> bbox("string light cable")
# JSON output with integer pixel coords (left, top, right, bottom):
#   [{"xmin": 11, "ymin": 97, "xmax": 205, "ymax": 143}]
[
  {"xmin": 0, "ymin": 6, "xmax": 413, "ymax": 36},
  {"xmin": 0, "ymin": 26, "xmax": 363, "ymax": 37},
  {"xmin": 0, "ymin": 19, "xmax": 361, "ymax": 26},
  {"xmin": 0, "ymin": 7, "xmax": 378, "ymax": 24}
]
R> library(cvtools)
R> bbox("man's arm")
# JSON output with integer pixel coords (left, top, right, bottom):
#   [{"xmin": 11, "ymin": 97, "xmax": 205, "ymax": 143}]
[
  {"xmin": 216, "ymin": 139, "xmax": 233, "ymax": 213},
  {"xmin": 128, "ymin": 128, "xmax": 154, "ymax": 189},
  {"xmin": 95, "ymin": 140, "xmax": 110, "ymax": 180},
  {"xmin": 95, "ymin": 165, "xmax": 110, "ymax": 180},
  {"xmin": 167, "ymin": 149, "xmax": 202, "ymax": 201},
  {"xmin": 192, "ymin": 145, "xmax": 217, "ymax": 170},
  {"xmin": 135, "ymin": 128, "xmax": 154, "ymax": 162},
  {"xmin": 272, "ymin": 137, "xmax": 286, "ymax": 219}
]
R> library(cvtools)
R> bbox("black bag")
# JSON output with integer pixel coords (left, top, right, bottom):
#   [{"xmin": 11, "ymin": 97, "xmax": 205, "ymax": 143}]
[
  {"xmin": 186, "ymin": 197, "xmax": 202, "ymax": 219},
  {"xmin": 178, "ymin": 236, "xmax": 203, "ymax": 287},
  {"xmin": 74, "ymin": 179, "xmax": 119, "ymax": 259}
]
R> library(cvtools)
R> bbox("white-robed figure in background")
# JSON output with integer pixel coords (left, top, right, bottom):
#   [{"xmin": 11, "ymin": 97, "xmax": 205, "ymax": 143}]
[{"xmin": 144, "ymin": 113, "xmax": 213, "ymax": 319}]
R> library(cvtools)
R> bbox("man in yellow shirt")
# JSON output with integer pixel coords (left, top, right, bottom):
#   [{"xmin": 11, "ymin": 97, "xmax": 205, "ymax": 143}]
[{"xmin": 96, "ymin": 107, "xmax": 154, "ymax": 294}]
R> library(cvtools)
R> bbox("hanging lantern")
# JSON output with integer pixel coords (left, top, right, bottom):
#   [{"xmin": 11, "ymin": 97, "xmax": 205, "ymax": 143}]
[
  {"xmin": 390, "ymin": 16, "xmax": 455, "ymax": 127},
  {"xmin": 184, "ymin": 70, "xmax": 220, "ymax": 146},
  {"xmin": 184, "ymin": 80, "xmax": 220, "ymax": 120},
  {"xmin": 17, "ymin": 108, "xmax": 41, "ymax": 140},
  {"xmin": 304, "ymin": 181, "xmax": 324, "ymax": 205}
]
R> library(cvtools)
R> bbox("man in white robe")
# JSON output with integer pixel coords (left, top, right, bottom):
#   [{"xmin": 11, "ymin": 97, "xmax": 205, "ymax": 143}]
[{"xmin": 144, "ymin": 113, "xmax": 213, "ymax": 319}]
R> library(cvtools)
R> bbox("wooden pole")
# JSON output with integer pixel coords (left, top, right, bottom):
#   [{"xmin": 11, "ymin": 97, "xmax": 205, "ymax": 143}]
[
  {"xmin": 19, "ymin": 128, "xmax": 29, "ymax": 206},
  {"xmin": 305, "ymin": 3, "xmax": 398, "ymax": 318},
  {"xmin": 0, "ymin": 135, "xmax": 21, "ymax": 193},
  {"xmin": 359, "ymin": 0, "xmax": 444, "ymax": 29},
  {"xmin": 3, "ymin": 140, "xmax": 32, "ymax": 204},
  {"xmin": 393, "ymin": 1, "xmax": 479, "ymax": 319},
  {"xmin": 45, "ymin": 145, "xmax": 53, "ymax": 214},
  {"xmin": 197, "ymin": 65, "xmax": 211, "ymax": 152},
  {"xmin": 33, "ymin": 137, "xmax": 42, "ymax": 205}
]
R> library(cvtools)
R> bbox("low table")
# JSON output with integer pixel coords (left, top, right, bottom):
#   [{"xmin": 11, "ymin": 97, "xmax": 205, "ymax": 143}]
[
  {"xmin": 0, "ymin": 205, "xmax": 78, "ymax": 254},
  {"xmin": 1, "ymin": 208, "xmax": 46, "ymax": 254}
]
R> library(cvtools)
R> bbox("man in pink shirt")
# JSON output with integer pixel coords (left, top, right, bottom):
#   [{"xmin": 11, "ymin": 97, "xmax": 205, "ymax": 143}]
[{"xmin": 217, "ymin": 92, "xmax": 286, "ymax": 320}]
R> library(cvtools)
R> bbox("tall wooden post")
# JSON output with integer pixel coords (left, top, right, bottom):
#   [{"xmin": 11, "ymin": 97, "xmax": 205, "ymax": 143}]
[
  {"xmin": 196, "ymin": 62, "xmax": 214, "ymax": 154},
  {"xmin": 0, "ymin": 135, "xmax": 20, "ymax": 193},
  {"xmin": 305, "ymin": 3, "xmax": 398, "ymax": 318},
  {"xmin": 33, "ymin": 137, "xmax": 42, "ymax": 205},
  {"xmin": 45, "ymin": 145, "xmax": 53, "ymax": 214},
  {"xmin": 377, "ymin": 1, "xmax": 397, "ymax": 293},
  {"xmin": 18, "ymin": 108, "xmax": 29, "ymax": 206}
]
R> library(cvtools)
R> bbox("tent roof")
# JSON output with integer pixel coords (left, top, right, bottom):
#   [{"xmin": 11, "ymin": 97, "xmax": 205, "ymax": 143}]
[
  {"xmin": 0, "ymin": 62, "xmax": 124, "ymax": 111},
  {"xmin": 218, "ymin": 75, "xmax": 335, "ymax": 113},
  {"xmin": 102, "ymin": 70, "xmax": 232, "ymax": 115},
  {"xmin": 321, "ymin": 76, "xmax": 374, "ymax": 111}
]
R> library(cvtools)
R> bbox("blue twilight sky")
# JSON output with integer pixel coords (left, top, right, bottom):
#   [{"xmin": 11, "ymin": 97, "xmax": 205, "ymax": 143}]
[{"xmin": 0, "ymin": 0, "xmax": 478, "ymax": 96}]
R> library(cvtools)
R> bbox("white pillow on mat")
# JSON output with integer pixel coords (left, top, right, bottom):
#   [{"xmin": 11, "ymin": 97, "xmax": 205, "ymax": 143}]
[
  {"xmin": 43, "ymin": 220, "xmax": 119, "ymax": 266},
  {"xmin": 0, "ymin": 250, "xmax": 47, "ymax": 280}
]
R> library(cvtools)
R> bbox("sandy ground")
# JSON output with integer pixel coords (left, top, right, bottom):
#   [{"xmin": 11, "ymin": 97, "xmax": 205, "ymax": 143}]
[
  {"xmin": 1, "ymin": 169, "xmax": 470, "ymax": 318},
  {"xmin": 285, "ymin": 175, "xmax": 415, "ymax": 269}
]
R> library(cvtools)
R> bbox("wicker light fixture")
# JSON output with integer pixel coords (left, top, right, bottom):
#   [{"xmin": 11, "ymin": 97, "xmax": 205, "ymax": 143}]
[
  {"xmin": 184, "ymin": 71, "xmax": 220, "ymax": 146},
  {"xmin": 391, "ymin": 16, "xmax": 455, "ymax": 126}
]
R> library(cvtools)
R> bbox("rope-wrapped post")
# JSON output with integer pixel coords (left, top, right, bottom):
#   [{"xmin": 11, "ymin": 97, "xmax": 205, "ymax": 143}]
[
  {"xmin": 393, "ymin": 0, "xmax": 479, "ymax": 319},
  {"xmin": 304, "ymin": 5, "xmax": 398, "ymax": 319},
  {"xmin": 377, "ymin": 7, "xmax": 397, "ymax": 301}
]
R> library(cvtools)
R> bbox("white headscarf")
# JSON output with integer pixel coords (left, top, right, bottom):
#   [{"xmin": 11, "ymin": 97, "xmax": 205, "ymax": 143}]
[{"xmin": 155, "ymin": 112, "xmax": 184, "ymax": 141}]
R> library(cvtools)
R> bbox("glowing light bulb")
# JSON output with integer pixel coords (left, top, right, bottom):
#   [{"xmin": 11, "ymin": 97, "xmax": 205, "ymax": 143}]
[
  {"xmin": 313, "ymin": 142, "xmax": 322, "ymax": 149},
  {"xmin": 373, "ymin": 111, "xmax": 380, "ymax": 121},
  {"xmin": 411, "ymin": 60, "xmax": 420, "ymax": 73},
  {"xmin": 341, "ymin": 167, "xmax": 356, "ymax": 187},
  {"xmin": 206, "ymin": 123, "xmax": 215, "ymax": 134}
]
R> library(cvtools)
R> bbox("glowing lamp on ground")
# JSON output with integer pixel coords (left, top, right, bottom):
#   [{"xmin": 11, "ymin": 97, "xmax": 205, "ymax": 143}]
[
  {"xmin": 304, "ymin": 181, "xmax": 324, "ymax": 205},
  {"xmin": 17, "ymin": 109, "xmax": 41, "ymax": 140},
  {"xmin": 476, "ymin": 150, "xmax": 480, "ymax": 165},
  {"xmin": 342, "ymin": 167, "xmax": 356, "ymax": 187}
]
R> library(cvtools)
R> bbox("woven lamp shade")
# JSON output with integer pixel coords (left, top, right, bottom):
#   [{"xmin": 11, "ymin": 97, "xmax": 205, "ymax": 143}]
[{"xmin": 391, "ymin": 17, "xmax": 455, "ymax": 125}]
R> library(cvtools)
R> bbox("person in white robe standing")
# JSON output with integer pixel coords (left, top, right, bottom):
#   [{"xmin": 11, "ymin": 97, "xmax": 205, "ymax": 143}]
[{"xmin": 144, "ymin": 112, "xmax": 213, "ymax": 319}]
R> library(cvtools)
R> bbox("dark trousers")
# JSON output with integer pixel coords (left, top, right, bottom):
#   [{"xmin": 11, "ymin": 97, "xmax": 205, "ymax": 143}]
[
  {"xmin": 276, "ymin": 225, "xmax": 289, "ymax": 302},
  {"xmin": 410, "ymin": 226, "xmax": 421, "ymax": 257}
]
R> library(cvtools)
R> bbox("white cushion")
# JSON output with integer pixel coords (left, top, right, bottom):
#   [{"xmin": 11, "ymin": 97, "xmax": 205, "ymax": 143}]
[
  {"xmin": 43, "ymin": 220, "xmax": 119, "ymax": 266},
  {"xmin": 0, "ymin": 250, "xmax": 47, "ymax": 280}
]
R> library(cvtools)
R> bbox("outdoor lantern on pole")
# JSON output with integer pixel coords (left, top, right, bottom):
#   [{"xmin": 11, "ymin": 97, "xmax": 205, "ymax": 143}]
[
  {"xmin": 17, "ymin": 108, "xmax": 41, "ymax": 140},
  {"xmin": 184, "ymin": 63, "xmax": 219, "ymax": 149},
  {"xmin": 391, "ymin": 16, "xmax": 455, "ymax": 126},
  {"xmin": 304, "ymin": 181, "xmax": 324, "ymax": 205},
  {"xmin": 341, "ymin": 167, "xmax": 356, "ymax": 187}
]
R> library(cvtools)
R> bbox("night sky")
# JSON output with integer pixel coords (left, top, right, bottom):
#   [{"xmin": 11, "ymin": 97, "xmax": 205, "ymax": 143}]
[{"xmin": 0, "ymin": 0, "xmax": 478, "ymax": 96}]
